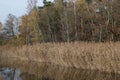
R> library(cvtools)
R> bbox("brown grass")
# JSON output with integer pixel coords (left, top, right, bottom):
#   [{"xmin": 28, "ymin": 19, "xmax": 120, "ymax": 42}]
[{"xmin": 0, "ymin": 42, "xmax": 120, "ymax": 74}]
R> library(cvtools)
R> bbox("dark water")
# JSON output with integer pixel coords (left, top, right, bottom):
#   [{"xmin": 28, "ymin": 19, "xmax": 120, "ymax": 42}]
[
  {"xmin": 20, "ymin": 66, "xmax": 120, "ymax": 80},
  {"xmin": 20, "ymin": 68, "xmax": 120, "ymax": 80},
  {"xmin": 0, "ymin": 58, "xmax": 120, "ymax": 80},
  {"xmin": 1, "ymin": 67, "xmax": 120, "ymax": 80}
]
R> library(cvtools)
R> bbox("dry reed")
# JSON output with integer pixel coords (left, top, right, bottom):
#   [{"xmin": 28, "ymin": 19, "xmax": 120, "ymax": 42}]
[{"xmin": 0, "ymin": 42, "xmax": 120, "ymax": 74}]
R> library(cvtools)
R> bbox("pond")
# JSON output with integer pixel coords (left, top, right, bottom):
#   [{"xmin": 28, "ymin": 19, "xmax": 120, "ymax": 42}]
[{"xmin": 0, "ymin": 63, "xmax": 120, "ymax": 80}]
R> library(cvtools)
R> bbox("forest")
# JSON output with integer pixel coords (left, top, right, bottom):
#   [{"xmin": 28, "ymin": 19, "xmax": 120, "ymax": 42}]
[{"xmin": 0, "ymin": 0, "xmax": 120, "ymax": 46}]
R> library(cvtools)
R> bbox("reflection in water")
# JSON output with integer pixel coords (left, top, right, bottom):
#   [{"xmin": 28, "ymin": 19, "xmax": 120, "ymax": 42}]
[
  {"xmin": 20, "ymin": 68, "xmax": 120, "ymax": 80},
  {"xmin": 19, "ymin": 61, "xmax": 120, "ymax": 80},
  {"xmin": 0, "ymin": 67, "xmax": 119, "ymax": 80},
  {"xmin": 0, "ymin": 68, "xmax": 21, "ymax": 80},
  {"xmin": 0, "ymin": 58, "xmax": 120, "ymax": 80}
]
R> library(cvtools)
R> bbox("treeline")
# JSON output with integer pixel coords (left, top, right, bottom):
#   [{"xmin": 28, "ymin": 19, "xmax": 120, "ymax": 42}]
[{"xmin": 0, "ymin": 0, "xmax": 120, "ymax": 45}]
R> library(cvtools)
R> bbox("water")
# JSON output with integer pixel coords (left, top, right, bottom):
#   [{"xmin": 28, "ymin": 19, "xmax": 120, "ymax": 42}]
[
  {"xmin": 0, "ymin": 60, "xmax": 120, "ymax": 80},
  {"xmin": 0, "ymin": 68, "xmax": 21, "ymax": 80}
]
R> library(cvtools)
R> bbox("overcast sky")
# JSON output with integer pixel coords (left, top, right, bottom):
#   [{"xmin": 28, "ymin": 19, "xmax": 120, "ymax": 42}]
[{"xmin": 0, "ymin": 0, "xmax": 53, "ymax": 23}]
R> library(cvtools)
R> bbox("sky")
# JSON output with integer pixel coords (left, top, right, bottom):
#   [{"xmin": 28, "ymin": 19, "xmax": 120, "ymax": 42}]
[{"xmin": 0, "ymin": 0, "xmax": 53, "ymax": 23}]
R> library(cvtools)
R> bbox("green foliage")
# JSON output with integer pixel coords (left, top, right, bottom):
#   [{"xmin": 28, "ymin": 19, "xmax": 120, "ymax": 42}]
[{"xmin": 43, "ymin": 0, "xmax": 53, "ymax": 7}]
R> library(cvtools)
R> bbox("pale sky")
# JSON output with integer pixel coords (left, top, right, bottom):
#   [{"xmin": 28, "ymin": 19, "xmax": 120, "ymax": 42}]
[{"xmin": 0, "ymin": 0, "xmax": 53, "ymax": 23}]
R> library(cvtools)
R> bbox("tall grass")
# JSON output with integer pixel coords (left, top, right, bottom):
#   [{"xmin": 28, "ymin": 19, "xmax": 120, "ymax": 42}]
[{"xmin": 0, "ymin": 42, "xmax": 120, "ymax": 74}]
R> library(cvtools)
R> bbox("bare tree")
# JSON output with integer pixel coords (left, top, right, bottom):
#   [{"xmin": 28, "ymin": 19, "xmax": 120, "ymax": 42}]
[
  {"xmin": 64, "ymin": 0, "xmax": 70, "ymax": 42},
  {"xmin": 5, "ymin": 14, "xmax": 16, "ymax": 37},
  {"xmin": 27, "ymin": 0, "xmax": 37, "ymax": 13},
  {"xmin": 72, "ymin": 0, "xmax": 78, "ymax": 40}
]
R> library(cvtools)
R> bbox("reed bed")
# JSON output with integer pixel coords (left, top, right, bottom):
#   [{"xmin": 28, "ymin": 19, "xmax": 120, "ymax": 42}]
[{"xmin": 0, "ymin": 42, "xmax": 120, "ymax": 74}]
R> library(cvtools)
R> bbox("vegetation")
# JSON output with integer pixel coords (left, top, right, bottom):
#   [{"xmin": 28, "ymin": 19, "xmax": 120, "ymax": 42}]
[
  {"xmin": 0, "ymin": 0, "xmax": 120, "ymax": 45},
  {"xmin": 0, "ymin": 0, "xmax": 120, "ymax": 79},
  {"xmin": 0, "ymin": 42, "xmax": 120, "ymax": 79}
]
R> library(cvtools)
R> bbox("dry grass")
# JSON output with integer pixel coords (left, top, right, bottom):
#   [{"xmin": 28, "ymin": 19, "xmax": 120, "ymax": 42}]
[{"xmin": 0, "ymin": 42, "xmax": 120, "ymax": 74}]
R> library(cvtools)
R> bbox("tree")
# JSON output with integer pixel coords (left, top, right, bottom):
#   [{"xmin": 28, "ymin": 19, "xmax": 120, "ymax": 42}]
[
  {"xmin": 21, "ymin": 0, "xmax": 42, "ymax": 45},
  {"xmin": 43, "ymin": 0, "xmax": 53, "ymax": 7},
  {"xmin": 38, "ymin": 1, "xmax": 56, "ymax": 42},
  {"xmin": 19, "ymin": 0, "xmax": 120, "ymax": 43},
  {"xmin": 27, "ymin": 0, "xmax": 37, "ymax": 12},
  {"xmin": 27, "ymin": 8, "xmax": 41, "ymax": 43},
  {"xmin": 19, "ymin": 15, "xmax": 28, "ymax": 44},
  {"xmin": 4, "ymin": 14, "xmax": 17, "ymax": 38},
  {"xmin": 0, "ymin": 22, "xmax": 2, "ymax": 31},
  {"xmin": 0, "ymin": 22, "xmax": 3, "ymax": 45}
]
